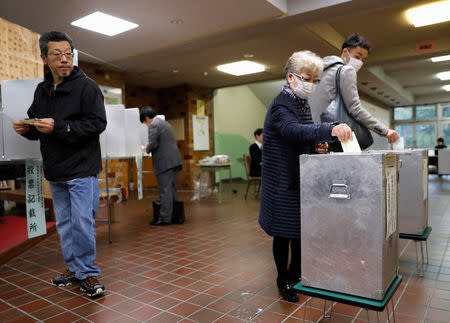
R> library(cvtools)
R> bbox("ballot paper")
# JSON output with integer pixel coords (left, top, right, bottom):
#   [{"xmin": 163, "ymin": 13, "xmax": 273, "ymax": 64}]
[
  {"xmin": 392, "ymin": 137, "xmax": 404, "ymax": 150},
  {"xmin": 341, "ymin": 132, "xmax": 361, "ymax": 152}
]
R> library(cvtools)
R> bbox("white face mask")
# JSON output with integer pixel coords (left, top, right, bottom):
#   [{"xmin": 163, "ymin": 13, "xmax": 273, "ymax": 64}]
[
  {"xmin": 346, "ymin": 55, "xmax": 363, "ymax": 72},
  {"xmin": 291, "ymin": 74, "xmax": 316, "ymax": 99}
]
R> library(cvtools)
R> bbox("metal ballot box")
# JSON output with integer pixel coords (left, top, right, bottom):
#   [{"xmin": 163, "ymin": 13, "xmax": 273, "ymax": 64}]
[
  {"xmin": 372, "ymin": 149, "xmax": 428, "ymax": 235},
  {"xmin": 438, "ymin": 149, "xmax": 450, "ymax": 175},
  {"xmin": 300, "ymin": 152, "xmax": 399, "ymax": 300},
  {"xmin": 397, "ymin": 149, "xmax": 428, "ymax": 235}
]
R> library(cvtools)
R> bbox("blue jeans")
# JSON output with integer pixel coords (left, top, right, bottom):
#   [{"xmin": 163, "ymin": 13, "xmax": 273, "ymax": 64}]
[{"xmin": 49, "ymin": 176, "xmax": 100, "ymax": 280}]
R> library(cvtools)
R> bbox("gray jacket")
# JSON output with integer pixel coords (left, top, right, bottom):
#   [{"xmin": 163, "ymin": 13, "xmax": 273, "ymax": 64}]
[
  {"xmin": 146, "ymin": 118, "xmax": 182, "ymax": 176},
  {"xmin": 309, "ymin": 56, "xmax": 388, "ymax": 136}
]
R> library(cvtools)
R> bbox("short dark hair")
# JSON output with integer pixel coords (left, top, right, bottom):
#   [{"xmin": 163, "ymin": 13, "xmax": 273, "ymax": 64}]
[
  {"xmin": 341, "ymin": 34, "xmax": 371, "ymax": 54},
  {"xmin": 39, "ymin": 31, "xmax": 74, "ymax": 56},
  {"xmin": 437, "ymin": 137, "xmax": 444, "ymax": 143},
  {"xmin": 140, "ymin": 107, "xmax": 157, "ymax": 123},
  {"xmin": 254, "ymin": 128, "xmax": 263, "ymax": 138}
]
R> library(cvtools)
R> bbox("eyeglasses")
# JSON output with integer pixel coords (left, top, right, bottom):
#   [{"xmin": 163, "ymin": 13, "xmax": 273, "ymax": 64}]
[
  {"xmin": 292, "ymin": 72, "xmax": 320, "ymax": 84},
  {"xmin": 47, "ymin": 52, "xmax": 74, "ymax": 60}
]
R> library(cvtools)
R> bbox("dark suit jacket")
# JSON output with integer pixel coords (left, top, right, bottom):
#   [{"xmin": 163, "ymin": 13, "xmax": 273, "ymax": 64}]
[
  {"xmin": 249, "ymin": 143, "xmax": 262, "ymax": 177},
  {"xmin": 146, "ymin": 118, "xmax": 182, "ymax": 176}
]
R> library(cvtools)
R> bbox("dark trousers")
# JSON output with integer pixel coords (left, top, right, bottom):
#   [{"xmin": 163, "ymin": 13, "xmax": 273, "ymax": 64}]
[
  {"xmin": 156, "ymin": 166, "xmax": 181, "ymax": 222},
  {"xmin": 272, "ymin": 236, "xmax": 301, "ymax": 285}
]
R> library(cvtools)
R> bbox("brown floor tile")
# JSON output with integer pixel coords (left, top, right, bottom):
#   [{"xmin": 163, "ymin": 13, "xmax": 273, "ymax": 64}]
[
  {"xmin": 188, "ymin": 307, "xmax": 223, "ymax": 322},
  {"xmin": 95, "ymin": 293, "xmax": 127, "ymax": 307},
  {"xmin": 110, "ymin": 315, "xmax": 139, "ymax": 323},
  {"xmin": 32, "ymin": 304, "xmax": 66, "ymax": 320},
  {"xmin": 0, "ymin": 308, "xmax": 28, "ymax": 322},
  {"xmin": 169, "ymin": 288, "xmax": 199, "ymax": 301},
  {"xmin": 265, "ymin": 299, "xmax": 300, "ymax": 316},
  {"xmin": 86, "ymin": 308, "xmax": 121, "ymax": 322},
  {"xmin": 19, "ymin": 299, "xmax": 53, "ymax": 313},
  {"xmin": 128, "ymin": 304, "xmax": 161, "ymax": 321},
  {"xmin": 146, "ymin": 311, "xmax": 182, "ymax": 323},
  {"xmin": 7, "ymin": 315, "xmax": 38, "ymax": 323},
  {"xmin": 215, "ymin": 314, "xmax": 246, "ymax": 322},
  {"xmin": 228, "ymin": 303, "xmax": 262, "ymax": 321},
  {"xmin": 7, "ymin": 293, "xmax": 40, "ymax": 307},
  {"xmin": 111, "ymin": 299, "xmax": 142, "ymax": 314},
  {"xmin": 168, "ymin": 301, "xmax": 201, "ymax": 317},
  {"xmin": 207, "ymin": 298, "xmax": 240, "ymax": 313},
  {"xmin": 43, "ymin": 311, "xmax": 82, "ymax": 322},
  {"xmin": 71, "ymin": 302, "xmax": 105, "ymax": 316},
  {"xmin": 150, "ymin": 296, "xmax": 180, "ymax": 310},
  {"xmin": 187, "ymin": 293, "xmax": 217, "ymax": 307},
  {"xmin": 426, "ymin": 307, "xmax": 450, "ymax": 322},
  {"xmin": 251, "ymin": 310, "xmax": 287, "ymax": 322},
  {"xmin": 430, "ymin": 297, "xmax": 450, "ymax": 311}
]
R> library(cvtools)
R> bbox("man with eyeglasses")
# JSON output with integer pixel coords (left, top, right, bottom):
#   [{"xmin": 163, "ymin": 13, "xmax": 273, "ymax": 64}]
[
  {"xmin": 309, "ymin": 34, "xmax": 399, "ymax": 151},
  {"xmin": 13, "ymin": 31, "xmax": 107, "ymax": 297}
]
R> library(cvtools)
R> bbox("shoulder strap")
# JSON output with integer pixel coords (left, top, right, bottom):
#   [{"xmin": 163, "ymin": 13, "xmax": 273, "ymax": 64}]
[
  {"xmin": 335, "ymin": 65, "xmax": 344, "ymax": 98},
  {"xmin": 323, "ymin": 61, "xmax": 344, "ymax": 72}
]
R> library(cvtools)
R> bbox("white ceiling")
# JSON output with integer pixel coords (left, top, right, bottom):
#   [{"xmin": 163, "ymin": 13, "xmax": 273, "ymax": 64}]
[{"xmin": 1, "ymin": 0, "xmax": 450, "ymax": 107}]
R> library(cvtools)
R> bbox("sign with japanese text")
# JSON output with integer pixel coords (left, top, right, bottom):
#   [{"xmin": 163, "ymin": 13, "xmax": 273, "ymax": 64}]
[
  {"xmin": 25, "ymin": 160, "xmax": 47, "ymax": 238},
  {"xmin": 135, "ymin": 155, "xmax": 143, "ymax": 200}
]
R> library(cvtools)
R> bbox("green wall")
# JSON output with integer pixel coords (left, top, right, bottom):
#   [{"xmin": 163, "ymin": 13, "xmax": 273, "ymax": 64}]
[{"xmin": 213, "ymin": 80, "xmax": 284, "ymax": 179}]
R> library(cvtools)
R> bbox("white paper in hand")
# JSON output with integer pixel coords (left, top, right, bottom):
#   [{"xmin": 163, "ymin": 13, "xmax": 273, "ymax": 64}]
[
  {"xmin": 392, "ymin": 137, "xmax": 404, "ymax": 150},
  {"xmin": 341, "ymin": 132, "xmax": 361, "ymax": 152}
]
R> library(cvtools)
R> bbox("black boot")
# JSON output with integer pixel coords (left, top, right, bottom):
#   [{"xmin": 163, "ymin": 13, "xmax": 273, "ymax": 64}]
[
  {"xmin": 276, "ymin": 278, "xmax": 299, "ymax": 303},
  {"xmin": 288, "ymin": 267, "xmax": 302, "ymax": 287}
]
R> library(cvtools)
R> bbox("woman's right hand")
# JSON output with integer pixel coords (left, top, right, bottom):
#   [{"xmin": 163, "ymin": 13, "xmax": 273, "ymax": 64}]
[
  {"xmin": 331, "ymin": 124, "xmax": 353, "ymax": 142},
  {"xmin": 13, "ymin": 120, "xmax": 29, "ymax": 134}
]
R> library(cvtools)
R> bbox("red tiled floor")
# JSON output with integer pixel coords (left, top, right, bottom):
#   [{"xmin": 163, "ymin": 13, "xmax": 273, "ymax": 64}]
[
  {"xmin": 128, "ymin": 305, "xmax": 161, "ymax": 321},
  {"xmin": 1, "ymin": 180, "xmax": 450, "ymax": 322}
]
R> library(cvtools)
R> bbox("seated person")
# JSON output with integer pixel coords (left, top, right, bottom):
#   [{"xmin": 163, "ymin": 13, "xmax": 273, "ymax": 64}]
[
  {"xmin": 249, "ymin": 128, "xmax": 263, "ymax": 177},
  {"xmin": 435, "ymin": 137, "xmax": 447, "ymax": 155}
]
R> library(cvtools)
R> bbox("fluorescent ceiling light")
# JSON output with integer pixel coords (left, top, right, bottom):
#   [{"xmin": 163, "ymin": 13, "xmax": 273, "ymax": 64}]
[
  {"xmin": 437, "ymin": 71, "xmax": 450, "ymax": 80},
  {"xmin": 71, "ymin": 11, "xmax": 138, "ymax": 36},
  {"xmin": 431, "ymin": 55, "xmax": 450, "ymax": 62},
  {"xmin": 406, "ymin": 1, "xmax": 450, "ymax": 27},
  {"xmin": 217, "ymin": 60, "xmax": 265, "ymax": 76},
  {"xmin": 443, "ymin": 85, "xmax": 450, "ymax": 91}
]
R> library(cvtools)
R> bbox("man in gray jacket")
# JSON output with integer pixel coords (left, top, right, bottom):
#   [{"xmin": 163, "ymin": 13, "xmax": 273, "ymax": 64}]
[
  {"xmin": 309, "ymin": 34, "xmax": 399, "ymax": 150},
  {"xmin": 140, "ymin": 107, "xmax": 182, "ymax": 225}
]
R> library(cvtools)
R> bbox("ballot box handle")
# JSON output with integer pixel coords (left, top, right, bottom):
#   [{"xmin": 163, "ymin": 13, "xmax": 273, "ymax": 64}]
[{"xmin": 329, "ymin": 183, "xmax": 351, "ymax": 200}]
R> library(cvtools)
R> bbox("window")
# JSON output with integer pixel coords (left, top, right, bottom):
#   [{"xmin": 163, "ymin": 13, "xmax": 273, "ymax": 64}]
[
  {"xmin": 415, "ymin": 123, "xmax": 436, "ymax": 147},
  {"xmin": 443, "ymin": 105, "xmax": 450, "ymax": 118},
  {"xmin": 442, "ymin": 122, "xmax": 450, "ymax": 144},
  {"xmin": 416, "ymin": 105, "xmax": 436, "ymax": 119},
  {"xmin": 395, "ymin": 124, "xmax": 413, "ymax": 147},
  {"xmin": 394, "ymin": 107, "xmax": 413, "ymax": 120}
]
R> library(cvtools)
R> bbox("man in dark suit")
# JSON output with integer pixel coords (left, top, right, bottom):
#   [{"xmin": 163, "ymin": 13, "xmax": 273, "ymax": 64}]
[
  {"xmin": 435, "ymin": 137, "xmax": 447, "ymax": 155},
  {"xmin": 140, "ymin": 107, "xmax": 182, "ymax": 225},
  {"xmin": 249, "ymin": 128, "xmax": 263, "ymax": 177}
]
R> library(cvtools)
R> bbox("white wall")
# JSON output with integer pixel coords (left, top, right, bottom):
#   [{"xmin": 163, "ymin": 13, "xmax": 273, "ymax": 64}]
[{"xmin": 360, "ymin": 98, "xmax": 391, "ymax": 150}]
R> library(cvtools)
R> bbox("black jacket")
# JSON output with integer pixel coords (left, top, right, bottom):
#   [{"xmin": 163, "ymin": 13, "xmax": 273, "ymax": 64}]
[
  {"xmin": 249, "ymin": 143, "xmax": 262, "ymax": 177},
  {"xmin": 22, "ymin": 67, "xmax": 107, "ymax": 182}
]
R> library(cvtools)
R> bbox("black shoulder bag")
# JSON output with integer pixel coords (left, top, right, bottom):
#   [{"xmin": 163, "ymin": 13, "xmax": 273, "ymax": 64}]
[{"xmin": 320, "ymin": 65, "xmax": 374, "ymax": 150}]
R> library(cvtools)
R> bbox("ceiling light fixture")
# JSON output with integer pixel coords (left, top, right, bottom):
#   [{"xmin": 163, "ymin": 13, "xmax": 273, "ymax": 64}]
[
  {"xmin": 406, "ymin": 0, "xmax": 450, "ymax": 27},
  {"xmin": 170, "ymin": 19, "xmax": 184, "ymax": 24},
  {"xmin": 217, "ymin": 60, "xmax": 265, "ymax": 76},
  {"xmin": 71, "ymin": 11, "xmax": 138, "ymax": 36},
  {"xmin": 243, "ymin": 54, "xmax": 254, "ymax": 58},
  {"xmin": 443, "ymin": 85, "xmax": 450, "ymax": 91},
  {"xmin": 437, "ymin": 71, "xmax": 450, "ymax": 80},
  {"xmin": 431, "ymin": 54, "xmax": 450, "ymax": 62}
]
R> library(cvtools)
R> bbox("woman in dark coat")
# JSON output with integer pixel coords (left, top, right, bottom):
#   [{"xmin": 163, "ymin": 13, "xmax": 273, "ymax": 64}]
[{"xmin": 259, "ymin": 50, "xmax": 352, "ymax": 302}]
